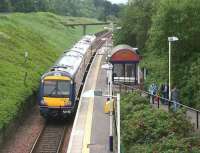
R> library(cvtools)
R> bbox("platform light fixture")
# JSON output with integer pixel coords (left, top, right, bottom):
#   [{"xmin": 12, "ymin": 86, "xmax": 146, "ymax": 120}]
[
  {"xmin": 103, "ymin": 23, "xmax": 121, "ymax": 62},
  {"xmin": 168, "ymin": 36, "xmax": 179, "ymax": 100},
  {"xmin": 104, "ymin": 22, "xmax": 121, "ymax": 32}
]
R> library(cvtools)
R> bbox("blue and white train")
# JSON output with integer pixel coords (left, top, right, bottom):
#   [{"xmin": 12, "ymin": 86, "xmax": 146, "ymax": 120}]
[{"xmin": 38, "ymin": 35, "xmax": 96, "ymax": 118}]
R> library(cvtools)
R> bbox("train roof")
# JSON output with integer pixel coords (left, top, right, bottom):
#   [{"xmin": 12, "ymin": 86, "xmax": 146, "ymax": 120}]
[
  {"xmin": 42, "ymin": 34, "xmax": 96, "ymax": 79},
  {"xmin": 71, "ymin": 44, "xmax": 90, "ymax": 55},
  {"xmin": 53, "ymin": 51, "xmax": 82, "ymax": 76}
]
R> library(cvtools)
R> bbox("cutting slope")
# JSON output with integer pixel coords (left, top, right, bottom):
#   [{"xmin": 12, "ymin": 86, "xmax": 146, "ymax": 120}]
[{"xmin": 0, "ymin": 12, "xmax": 103, "ymax": 130}]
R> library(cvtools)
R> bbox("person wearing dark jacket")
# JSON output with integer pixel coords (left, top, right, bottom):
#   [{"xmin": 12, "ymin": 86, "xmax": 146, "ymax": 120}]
[
  {"xmin": 161, "ymin": 83, "xmax": 169, "ymax": 104},
  {"xmin": 171, "ymin": 85, "xmax": 179, "ymax": 111}
]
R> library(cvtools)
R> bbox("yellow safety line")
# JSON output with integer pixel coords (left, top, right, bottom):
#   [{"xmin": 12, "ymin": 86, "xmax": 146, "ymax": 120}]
[
  {"xmin": 82, "ymin": 54, "xmax": 103, "ymax": 153},
  {"xmin": 82, "ymin": 97, "xmax": 94, "ymax": 153}
]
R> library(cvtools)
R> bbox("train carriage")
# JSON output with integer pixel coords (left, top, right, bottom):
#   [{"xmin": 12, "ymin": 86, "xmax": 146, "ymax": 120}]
[{"xmin": 38, "ymin": 35, "xmax": 96, "ymax": 118}]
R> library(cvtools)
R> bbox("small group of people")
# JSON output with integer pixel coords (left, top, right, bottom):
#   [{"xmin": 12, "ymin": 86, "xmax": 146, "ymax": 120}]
[{"xmin": 148, "ymin": 82, "xmax": 180, "ymax": 111}]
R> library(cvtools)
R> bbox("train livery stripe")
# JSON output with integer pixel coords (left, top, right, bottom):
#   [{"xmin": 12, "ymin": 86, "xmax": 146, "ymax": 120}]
[
  {"xmin": 44, "ymin": 97, "xmax": 70, "ymax": 107},
  {"xmin": 44, "ymin": 76, "xmax": 71, "ymax": 81}
]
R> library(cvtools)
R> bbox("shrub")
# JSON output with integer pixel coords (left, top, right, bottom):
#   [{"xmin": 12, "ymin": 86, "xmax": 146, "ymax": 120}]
[{"xmin": 121, "ymin": 92, "xmax": 199, "ymax": 153}]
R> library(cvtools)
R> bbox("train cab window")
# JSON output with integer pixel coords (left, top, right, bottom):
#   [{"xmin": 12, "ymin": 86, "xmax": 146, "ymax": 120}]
[
  {"xmin": 43, "ymin": 81, "xmax": 56, "ymax": 96},
  {"xmin": 43, "ymin": 80, "xmax": 71, "ymax": 98},
  {"xmin": 57, "ymin": 80, "xmax": 70, "ymax": 96}
]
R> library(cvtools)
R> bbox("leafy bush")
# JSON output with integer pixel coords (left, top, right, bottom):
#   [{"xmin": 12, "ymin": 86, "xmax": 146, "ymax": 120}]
[{"xmin": 121, "ymin": 92, "xmax": 200, "ymax": 153}]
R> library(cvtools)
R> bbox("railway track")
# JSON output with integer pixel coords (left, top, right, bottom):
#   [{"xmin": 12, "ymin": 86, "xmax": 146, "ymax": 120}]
[
  {"xmin": 30, "ymin": 121, "xmax": 69, "ymax": 153},
  {"xmin": 30, "ymin": 31, "xmax": 111, "ymax": 153}
]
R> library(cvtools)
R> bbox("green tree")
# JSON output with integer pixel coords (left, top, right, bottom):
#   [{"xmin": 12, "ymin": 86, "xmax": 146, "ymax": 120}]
[
  {"xmin": 79, "ymin": 0, "xmax": 97, "ymax": 17},
  {"xmin": 0, "ymin": 0, "xmax": 13, "ymax": 12},
  {"xmin": 114, "ymin": 0, "xmax": 157, "ymax": 49},
  {"xmin": 0, "ymin": 0, "xmax": 122, "ymax": 20},
  {"xmin": 145, "ymin": 0, "xmax": 200, "ymax": 106},
  {"xmin": 116, "ymin": 0, "xmax": 200, "ymax": 108}
]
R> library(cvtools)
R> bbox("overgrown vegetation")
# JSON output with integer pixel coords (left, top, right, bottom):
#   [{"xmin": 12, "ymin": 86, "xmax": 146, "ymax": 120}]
[
  {"xmin": 0, "ymin": 12, "xmax": 103, "ymax": 130},
  {"xmin": 121, "ymin": 93, "xmax": 200, "ymax": 153},
  {"xmin": 0, "ymin": 0, "xmax": 122, "ymax": 21},
  {"xmin": 115, "ymin": 0, "xmax": 200, "ymax": 109}
]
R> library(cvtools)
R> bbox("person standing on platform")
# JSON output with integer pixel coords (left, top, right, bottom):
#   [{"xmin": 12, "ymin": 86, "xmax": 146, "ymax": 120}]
[
  {"xmin": 148, "ymin": 84, "xmax": 153, "ymax": 104},
  {"xmin": 171, "ymin": 85, "xmax": 179, "ymax": 111},
  {"xmin": 161, "ymin": 83, "xmax": 169, "ymax": 104},
  {"xmin": 149, "ymin": 82, "xmax": 158, "ymax": 104}
]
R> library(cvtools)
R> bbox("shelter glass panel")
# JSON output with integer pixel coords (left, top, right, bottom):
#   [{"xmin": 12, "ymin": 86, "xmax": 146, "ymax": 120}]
[
  {"xmin": 125, "ymin": 64, "xmax": 135, "ymax": 77},
  {"xmin": 113, "ymin": 64, "xmax": 124, "ymax": 77}
]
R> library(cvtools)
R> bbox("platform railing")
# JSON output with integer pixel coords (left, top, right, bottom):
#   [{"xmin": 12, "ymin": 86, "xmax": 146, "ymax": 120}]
[
  {"xmin": 115, "ymin": 83, "xmax": 200, "ymax": 130},
  {"xmin": 107, "ymin": 94, "xmax": 120, "ymax": 153},
  {"xmin": 113, "ymin": 102, "xmax": 118, "ymax": 153}
]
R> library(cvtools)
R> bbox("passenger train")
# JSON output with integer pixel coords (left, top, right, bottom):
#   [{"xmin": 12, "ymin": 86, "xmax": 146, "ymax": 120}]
[{"xmin": 38, "ymin": 35, "xmax": 96, "ymax": 118}]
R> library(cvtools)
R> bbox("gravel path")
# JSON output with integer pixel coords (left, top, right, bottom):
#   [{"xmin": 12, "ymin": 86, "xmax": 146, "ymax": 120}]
[{"xmin": 0, "ymin": 106, "xmax": 45, "ymax": 153}]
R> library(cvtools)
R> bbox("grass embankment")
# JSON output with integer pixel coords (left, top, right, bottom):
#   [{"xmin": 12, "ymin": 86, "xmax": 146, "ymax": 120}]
[
  {"xmin": 121, "ymin": 93, "xmax": 200, "ymax": 153},
  {"xmin": 0, "ymin": 12, "xmax": 103, "ymax": 130}
]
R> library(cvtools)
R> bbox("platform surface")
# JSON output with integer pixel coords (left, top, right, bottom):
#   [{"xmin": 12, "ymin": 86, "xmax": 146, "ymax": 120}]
[
  {"xmin": 67, "ymin": 45, "xmax": 111, "ymax": 153},
  {"xmin": 90, "ymin": 54, "xmax": 111, "ymax": 153}
]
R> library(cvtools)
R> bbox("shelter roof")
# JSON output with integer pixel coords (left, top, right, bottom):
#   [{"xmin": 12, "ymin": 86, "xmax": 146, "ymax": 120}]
[{"xmin": 110, "ymin": 44, "xmax": 141, "ymax": 63}]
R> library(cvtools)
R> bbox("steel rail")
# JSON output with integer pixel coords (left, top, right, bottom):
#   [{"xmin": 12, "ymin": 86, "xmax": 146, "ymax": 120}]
[
  {"xmin": 30, "ymin": 123, "xmax": 67, "ymax": 153},
  {"xmin": 29, "ymin": 125, "xmax": 46, "ymax": 153}
]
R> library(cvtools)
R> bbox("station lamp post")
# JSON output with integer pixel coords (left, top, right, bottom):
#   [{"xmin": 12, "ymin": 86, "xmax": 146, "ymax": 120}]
[
  {"xmin": 168, "ymin": 36, "xmax": 179, "ymax": 100},
  {"xmin": 103, "ymin": 24, "xmax": 121, "ymax": 58},
  {"xmin": 104, "ymin": 23, "xmax": 121, "ymax": 42},
  {"xmin": 101, "ymin": 63, "xmax": 114, "ymax": 152},
  {"xmin": 86, "ymin": 23, "xmax": 120, "ymax": 152},
  {"xmin": 102, "ymin": 22, "xmax": 121, "ymax": 56},
  {"xmin": 102, "ymin": 63, "xmax": 113, "ymax": 97},
  {"xmin": 82, "ymin": 89, "xmax": 120, "ymax": 153},
  {"xmin": 102, "ymin": 24, "xmax": 121, "ymax": 83},
  {"xmin": 82, "ymin": 62, "xmax": 120, "ymax": 153},
  {"xmin": 101, "ymin": 38, "xmax": 110, "ymax": 62},
  {"xmin": 104, "ymin": 22, "xmax": 122, "ymax": 32}
]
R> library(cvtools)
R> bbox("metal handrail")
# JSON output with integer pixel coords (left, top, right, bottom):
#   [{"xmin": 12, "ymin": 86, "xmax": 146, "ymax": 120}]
[{"xmin": 116, "ymin": 82, "xmax": 200, "ymax": 129}]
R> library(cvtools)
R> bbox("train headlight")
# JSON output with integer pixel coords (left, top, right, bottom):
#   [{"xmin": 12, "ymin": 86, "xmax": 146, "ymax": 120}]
[{"xmin": 41, "ymin": 99, "xmax": 46, "ymax": 105}]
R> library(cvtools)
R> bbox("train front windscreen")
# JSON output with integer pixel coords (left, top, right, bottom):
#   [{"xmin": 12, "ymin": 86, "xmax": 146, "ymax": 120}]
[{"xmin": 43, "ymin": 80, "xmax": 71, "ymax": 98}]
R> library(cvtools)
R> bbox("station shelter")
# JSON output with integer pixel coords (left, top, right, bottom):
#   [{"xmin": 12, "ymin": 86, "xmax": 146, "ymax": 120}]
[{"xmin": 109, "ymin": 44, "xmax": 142, "ymax": 85}]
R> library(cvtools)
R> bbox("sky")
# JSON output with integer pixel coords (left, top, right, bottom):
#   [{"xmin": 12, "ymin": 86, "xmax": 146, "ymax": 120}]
[{"xmin": 107, "ymin": 0, "xmax": 128, "ymax": 4}]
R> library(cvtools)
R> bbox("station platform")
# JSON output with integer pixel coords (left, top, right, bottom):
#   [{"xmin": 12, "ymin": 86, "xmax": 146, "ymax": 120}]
[{"xmin": 67, "ymin": 44, "xmax": 111, "ymax": 153}]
